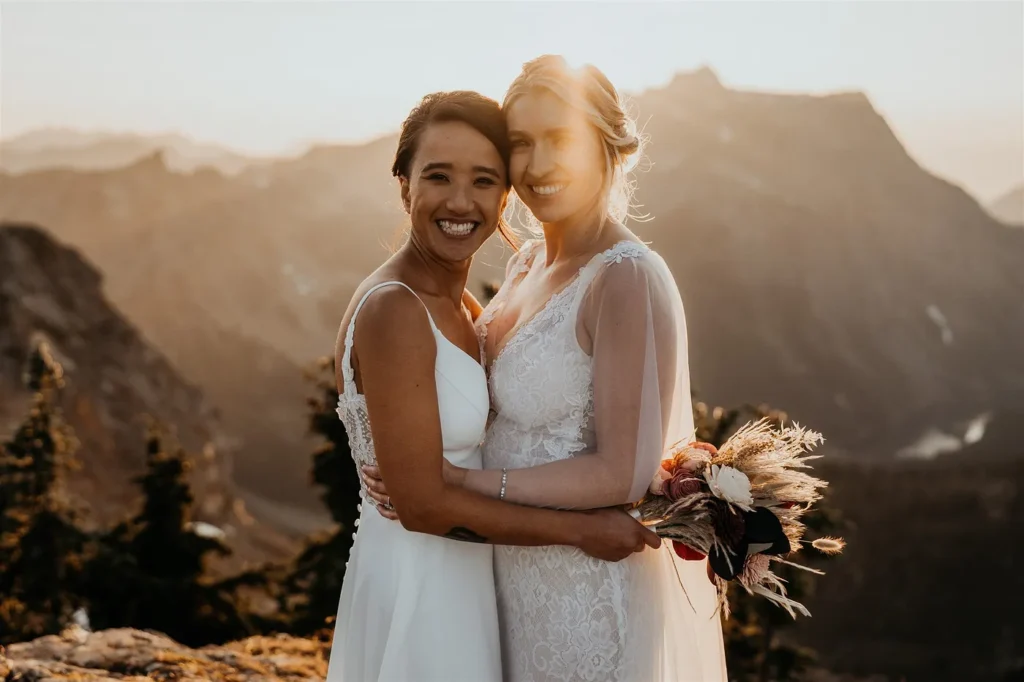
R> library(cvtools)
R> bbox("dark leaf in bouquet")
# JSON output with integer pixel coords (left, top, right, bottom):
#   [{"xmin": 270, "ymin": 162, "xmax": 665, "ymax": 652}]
[
  {"xmin": 712, "ymin": 499, "xmax": 746, "ymax": 548},
  {"xmin": 710, "ymin": 541, "xmax": 747, "ymax": 580},
  {"xmin": 742, "ymin": 507, "xmax": 790, "ymax": 556},
  {"xmin": 708, "ymin": 498, "xmax": 748, "ymax": 579}
]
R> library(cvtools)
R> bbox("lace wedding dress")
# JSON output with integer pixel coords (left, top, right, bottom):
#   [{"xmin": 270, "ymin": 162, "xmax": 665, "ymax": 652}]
[
  {"xmin": 327, "ymin": 281, "xmax": 501, "ymax": 682},
  {"xmin": 477, "ymin": 240, "xmax": 727, "ymax": 682}
]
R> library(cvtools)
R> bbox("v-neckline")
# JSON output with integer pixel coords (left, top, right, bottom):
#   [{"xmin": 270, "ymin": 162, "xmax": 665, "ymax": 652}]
[
  {"xmin": 435, "ymin": 327, "xmax": 487, "ymax": 377},
  {"xmin": 484, "ymin": 240, "xmax": 634, "ymax": 372},
  {"xmin": 419, "ymin": 305, "xmax": 487, "ymax": 375}
]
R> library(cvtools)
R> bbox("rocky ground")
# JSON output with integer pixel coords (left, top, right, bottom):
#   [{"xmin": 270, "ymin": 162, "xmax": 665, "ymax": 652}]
[
  {"xmin": 0, "ymin": 625, "xmax": 899, "ymax": 682},
  {"xmin": 0, "ymin": 627, "xmax": 329, "ymax": 681}
]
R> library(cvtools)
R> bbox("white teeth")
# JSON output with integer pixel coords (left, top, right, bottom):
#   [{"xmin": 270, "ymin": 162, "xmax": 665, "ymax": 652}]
[
  {"xmin": 531, "ymin": 184, "xmax": 565, "ymax": 196},
  {"xmin": 438, "ymin": 220, "xmax": 476, "ymax": 237}
]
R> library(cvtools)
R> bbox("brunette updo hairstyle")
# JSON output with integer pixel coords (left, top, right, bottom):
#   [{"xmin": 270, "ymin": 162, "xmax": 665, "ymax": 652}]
[{"xmin": 392, "ymin": 91, "xmax": 517, "ymax": 246}]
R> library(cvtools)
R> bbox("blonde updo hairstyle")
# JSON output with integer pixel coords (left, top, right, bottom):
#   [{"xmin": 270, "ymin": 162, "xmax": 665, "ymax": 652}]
[{"xmin": 503, "ymin": 55, "xmax": 644, "ymax": 225}]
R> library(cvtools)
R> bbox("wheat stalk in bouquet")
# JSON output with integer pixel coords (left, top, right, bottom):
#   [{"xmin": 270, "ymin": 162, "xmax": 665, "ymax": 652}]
[{"xmin": 632, "ymin": 418, "xmax": 845, "ymax": 618}]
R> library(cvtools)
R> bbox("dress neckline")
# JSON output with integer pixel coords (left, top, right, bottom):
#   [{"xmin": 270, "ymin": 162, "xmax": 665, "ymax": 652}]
[{"xmin": 483, "ymin": 239, "xmax": 643, "ymax": 372}]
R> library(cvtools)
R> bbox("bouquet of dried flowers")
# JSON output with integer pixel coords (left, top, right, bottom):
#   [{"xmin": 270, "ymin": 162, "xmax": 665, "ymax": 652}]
[{"xmin": 631, "ymin": 419, "xmax": 844, "ymax": 618}]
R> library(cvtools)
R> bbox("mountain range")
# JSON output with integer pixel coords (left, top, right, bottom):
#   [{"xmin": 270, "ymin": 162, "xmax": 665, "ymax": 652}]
[
  {"xmin": 629, "ymin": 70, "xmax": 1024, "ymax": 457},
  {"xmin": 2, "ymin": 68, "xmax": 1022, "ymax": 509},
  {"xmin": 0, "ymin": 128, "xmax": 261, "ymax": 176}
]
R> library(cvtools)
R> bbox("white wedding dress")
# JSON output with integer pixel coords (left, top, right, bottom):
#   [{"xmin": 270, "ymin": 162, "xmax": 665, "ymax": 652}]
[
  {"xmin": 477, "ymin": 240, "xmax": 727, "ymax": 682},
  {"xmin": 327, "ymin": 281, "xmax": 501, "ymax": 682}
]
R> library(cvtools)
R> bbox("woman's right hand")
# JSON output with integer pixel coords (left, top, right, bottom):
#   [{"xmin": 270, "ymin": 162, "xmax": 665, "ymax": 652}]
[
  {"xmin": 575, "ymin": 507, "xmax": 661, "ymax": 562},
  {"xmin": 361, "ymin": 464, "xmax": 400, "ymax": 521},
  {"xmin": 362, "ymin": 461, "xmax": 465, "ymax": 521}
]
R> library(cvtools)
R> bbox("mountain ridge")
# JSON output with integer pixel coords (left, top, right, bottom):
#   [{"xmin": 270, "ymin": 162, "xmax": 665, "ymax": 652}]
[
  {"xmin": 0, "ymin": 223, "xmax": 297, "ymax": 566},
  {"xmin": 1, "ymin": 74, "xmax": 1021, "ymax": 508},
  {"xmin": 988, "ymin": 183, "xmax": 1024, "ymax": 226}
]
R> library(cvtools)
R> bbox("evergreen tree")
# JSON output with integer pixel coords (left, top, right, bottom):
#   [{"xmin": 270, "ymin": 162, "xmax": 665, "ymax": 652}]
[
  {"xmin": 0, "ymin": 342, "xmax": 271, "ymax": 645},
  {"xmin": 0, "ymin": 341, "xmax": 86, "ymax": 644},
  {"xmin": 80, "ymin": 423, "xmax": 253, "ymax": 645},
  {"xmin": 281, "ymin": 357, "xmax": 361, "ymax": 635},
  {"xmin": 0, "ymin": 342, "xmax": 73, "ymax": 513}
]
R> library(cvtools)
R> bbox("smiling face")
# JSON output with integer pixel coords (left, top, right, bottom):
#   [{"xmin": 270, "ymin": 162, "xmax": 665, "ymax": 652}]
[
  {"xmin": 505, "ymin": 89, "xmax": 608, "ymax": 227},
  {"xmin": 400, "ymin": 120, "xmax": 508, "ymax": 263}
]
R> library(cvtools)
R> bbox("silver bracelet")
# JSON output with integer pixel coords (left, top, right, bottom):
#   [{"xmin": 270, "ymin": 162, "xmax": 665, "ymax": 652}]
[{"xmin": 499, "ymin": 467, "xmax": 509, "ymax": 501}]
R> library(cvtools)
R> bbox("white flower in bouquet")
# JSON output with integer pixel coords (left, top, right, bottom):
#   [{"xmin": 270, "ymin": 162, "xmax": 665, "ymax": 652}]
[{"xmin": 704, "ymin": 464, "xmax": 753, "ymax": 510}]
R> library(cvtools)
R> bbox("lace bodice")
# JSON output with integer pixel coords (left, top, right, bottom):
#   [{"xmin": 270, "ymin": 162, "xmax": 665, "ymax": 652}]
[
  {"xmin": 337, "ymin": 281, "xmax": 489, "ymax": 510},
  {"xmin": 477, "ymin": 240, "xmax": 656, "ymax": 682},
  {"xmin": 478, "ymin": 240, "xmax": 650, "ymax": 467}
]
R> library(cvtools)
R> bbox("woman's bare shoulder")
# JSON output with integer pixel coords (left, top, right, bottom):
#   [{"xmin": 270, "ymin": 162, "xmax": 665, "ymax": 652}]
[
  {"xmin": 344, "ymin": 279, "xmax": 430, "ymax": 341},
  {"xmin": 334, "ymin": 277, "xmax": 434, "ymax": 379}
]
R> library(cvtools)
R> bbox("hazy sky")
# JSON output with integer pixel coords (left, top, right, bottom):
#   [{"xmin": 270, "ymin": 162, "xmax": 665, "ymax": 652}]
[{"xmin": 2, "ymin": 1, "xmax": 1021, "ymax": 201}]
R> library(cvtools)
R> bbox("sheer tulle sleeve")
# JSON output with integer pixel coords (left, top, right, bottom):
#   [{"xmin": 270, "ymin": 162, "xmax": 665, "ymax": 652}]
[
  {"xmin": 592, "ymin": 254, "xmax": 725, "ymax": 679},
  {"xmin": 587, "ymin": 253, "xmax": 726, "ymax": 681},
  {"xmin": 493, "ymin": 248, "xmax": 694, "ymax": 510},
  {"xmin": 583, "ymin": 250, "xmax": 694, "ymax": 503}
]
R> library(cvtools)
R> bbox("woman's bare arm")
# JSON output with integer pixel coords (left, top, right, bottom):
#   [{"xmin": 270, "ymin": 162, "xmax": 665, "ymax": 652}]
[{"xmin": 462, "ymin": 289, "xmax": 484, "ymax": 321}]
